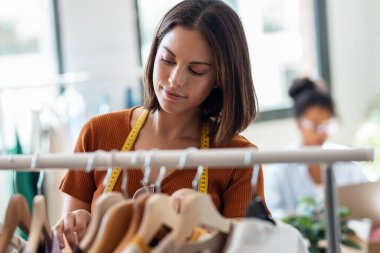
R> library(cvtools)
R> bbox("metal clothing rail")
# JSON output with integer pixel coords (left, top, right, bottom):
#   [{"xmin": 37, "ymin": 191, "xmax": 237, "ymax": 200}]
[
  {"xmin": 0, "ymin": 147, "xmax": 375, "ymax": 253},
  {"xmin": 0, "ymin": 147, "xmax": 374, "ymax": 170}
]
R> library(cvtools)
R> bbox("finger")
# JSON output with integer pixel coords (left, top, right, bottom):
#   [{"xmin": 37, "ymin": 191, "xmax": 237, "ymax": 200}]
[
  {"xmin": 52, "ymin": 220, "xmax": 66, "ymax": 249},
  {"xmin": 63, "ymin": 212, "xmax": 77, "ymax": 250},
  {"xmin": 73, "ymin": 210, "xmax": 91, "ymax": 242}
]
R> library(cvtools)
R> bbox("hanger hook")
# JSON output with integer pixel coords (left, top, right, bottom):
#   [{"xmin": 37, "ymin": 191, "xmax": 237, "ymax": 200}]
[
  {"xmin": 9, "ymin": 155, "xmax": 18, "ymax": 194},
  {"xmin": 178, "ymin": 147, "xmax": 198, "ymax": 169},
  {"xmin": 143, "ymin": 149, "xmax": 158, "ymax": 186},
  {"xmin": 31, "ymin": 152, "xmax": 39, "ymax": 169},
  {"xmin": 31, "ymin": 153, "xmax": 44, "ymax": 195},
  {"xmin": 192, "ymin": 165, "xmax": 204, "ymax": 191},
  {"xmin": 244, "ymin": 150, "xmax": 252, "ymax": 166},
  {"xmin": 155, "ymin": 166, "xmax": 166, "ymax": 194},
  {"xmin": 245, "ymin": 149, "xmax": 260, "ymax": 197},
  {"xmin": 86, "ymin": 150, "xmax": 103, "ymax": 173},
  {"xmin": 102, "ymin": 150, "xmax": 115, "ymax": 189},
  {"xmin": 251, "ymin": 163, "xmax": 260, "ymax": 197},
  {"xmin": 131, "ymin": 149, "xmax": 144, "ymax": 166}
]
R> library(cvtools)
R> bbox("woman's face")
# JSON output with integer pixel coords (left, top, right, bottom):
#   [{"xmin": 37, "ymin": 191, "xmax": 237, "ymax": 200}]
[
  {"xmin": 297, "ymin": 105, "xmax": 333, "ymax": 146},
  {"xmin": 152, "ymin": 26, "xmax": 216, "ymax": 115}
]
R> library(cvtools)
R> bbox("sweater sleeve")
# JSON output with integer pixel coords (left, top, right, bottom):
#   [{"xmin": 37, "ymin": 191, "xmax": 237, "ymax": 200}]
[
  {"xmin": 59, "ymin": 119, "xmax": 97, "ymax": 204},
  {"xmin": 221, "ymin": 136, "xmax": 268, "ymax": 218}
]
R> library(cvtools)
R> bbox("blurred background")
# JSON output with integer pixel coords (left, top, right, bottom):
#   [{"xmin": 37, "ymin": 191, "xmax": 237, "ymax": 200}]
[{"xmin": 0, "ymin": 0, "xmax": 379, "ymax": 227}]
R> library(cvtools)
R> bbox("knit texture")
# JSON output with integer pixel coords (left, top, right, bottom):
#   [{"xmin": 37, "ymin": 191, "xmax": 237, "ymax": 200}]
[{"xmin": 59, "ymin": 107, "xmax": 266, "ymax": 218}]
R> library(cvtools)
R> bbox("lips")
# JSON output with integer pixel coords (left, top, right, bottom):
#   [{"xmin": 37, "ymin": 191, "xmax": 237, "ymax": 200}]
[{"xmin": 162, "ymin": 87, "xmax": 186, "ymax": 98}]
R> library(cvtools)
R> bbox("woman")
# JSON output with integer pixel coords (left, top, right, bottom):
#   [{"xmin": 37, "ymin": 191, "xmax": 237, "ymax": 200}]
[
  {"xmin": 54, "ymin": 0, "xmax": 265, "ymax": 249},
  {"xmin": 264, "ymin": 77, "xmax": 368, "ymax": 217}
]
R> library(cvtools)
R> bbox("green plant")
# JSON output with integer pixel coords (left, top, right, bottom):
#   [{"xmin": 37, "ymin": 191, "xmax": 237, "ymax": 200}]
[{"xmin": 282, "ymin": 196, "xmax": 362, "ymax": 253}]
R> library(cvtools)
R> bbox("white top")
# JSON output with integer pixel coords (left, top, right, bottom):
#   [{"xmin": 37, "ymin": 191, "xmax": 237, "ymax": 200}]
[
  {"xmin": 264, "ymin": 141, "xmax": 368, "ymax": 217},
  {"xmin": 225, "ymin": 218, "xmax": 308, "ymax": 253}
]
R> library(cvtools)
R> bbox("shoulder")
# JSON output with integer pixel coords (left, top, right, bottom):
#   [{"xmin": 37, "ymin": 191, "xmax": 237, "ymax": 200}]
[
  {"xmin": 78, "ymin": 106, "xmax": 140, "ymax": 140},
  {"xmin": 216, "ymin": 134, "xmax": 257, "ymax": 149},
  {"xmin": 89, "ymin": 106, "xmax": 140, "ymax": 126}
]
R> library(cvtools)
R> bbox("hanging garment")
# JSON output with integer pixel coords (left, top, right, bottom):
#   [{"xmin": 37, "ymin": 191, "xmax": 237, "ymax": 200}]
[
  {"xmin": 0, "ymin": 223, "xmax": 26, "ymax": 253},
  {"xmin": 151, "ymin": 230, "xmax": 224, "ymax": 253},
  {"xmin": 123, "ymin": 227, "xmax": 211, "ymax": 253},
  {"xmin": 22, "ymin": 233, "xmax": 61, "ymax": 253},
  {"xmin": 224, "ymin": 218, "xmax": 308, "ymax": 253}
]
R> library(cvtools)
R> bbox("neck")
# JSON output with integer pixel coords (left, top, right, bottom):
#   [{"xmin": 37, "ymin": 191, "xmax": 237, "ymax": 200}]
[{"xmin": 149, "ymin": 109, "xmax": 201, "ymax": 140}]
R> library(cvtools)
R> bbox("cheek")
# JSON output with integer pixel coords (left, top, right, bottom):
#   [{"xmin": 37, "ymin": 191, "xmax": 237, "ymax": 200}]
[
  {"xmin": 193, "ymin": 81, "xmax": 214, "ymax": 100},
  {"xmin": 152, "ymin": 59, "xmax": 160, "ymax": 85}
]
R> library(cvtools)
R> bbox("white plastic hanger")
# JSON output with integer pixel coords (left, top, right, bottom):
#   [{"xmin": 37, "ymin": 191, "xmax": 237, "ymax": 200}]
[
  {"xmin": 25, "ymin": 154, "xmax": 52, "ymax": 252},
  {"xmin": 79, "ymin": 151, "xmax": 124, "ymax": 252}
]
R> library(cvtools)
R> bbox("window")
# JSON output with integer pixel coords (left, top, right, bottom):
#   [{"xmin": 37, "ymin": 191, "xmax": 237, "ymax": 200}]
[
  {"xmin": 0, "ymin": 0, "xmax": 57, "ymax": 87},
  {"xmin": 0, "ymin": 0, "xmax": 57, "ymax": 151},
  {"xmin": 135, "ymin": 0, "xmax": 328, "ymax": 121}
]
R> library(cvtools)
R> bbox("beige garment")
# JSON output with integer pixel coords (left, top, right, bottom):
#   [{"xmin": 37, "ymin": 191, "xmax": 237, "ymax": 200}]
[
  {"xmin": 121, "ymin": 244, "xmax": 145, "ymax": 253},
  {"xmin": 121, "ymin": 235, "xmax": 150, "ymax": 253},
  {"xmin": 0, "ymin": 223, "xmax": 27, "ymax": 253},
  {"xmin": 225, "ymin": 218, "xmax": 308, "ymax": 253},
  {"xmin": 151, "ymin": 231, "xmax": 227, "ymax": 253},
  {"xmin": 122, "ymin": 227, "xmax": 212, "ymax": 253}
]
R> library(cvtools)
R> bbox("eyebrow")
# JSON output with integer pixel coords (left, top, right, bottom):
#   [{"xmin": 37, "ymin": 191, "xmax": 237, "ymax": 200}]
[{"xmin": 163, "ymin": 46, "xmax": 212, "ymax": 66}]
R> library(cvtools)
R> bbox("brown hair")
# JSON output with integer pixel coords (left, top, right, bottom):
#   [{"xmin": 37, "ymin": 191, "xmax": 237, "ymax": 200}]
[
  {"xmin": 289, "ymin": 77, "xmax": 335, "ymax": 119},
  {"xmin": 143, "ymin": 0, "xmax": 258, "ymax": 145}
]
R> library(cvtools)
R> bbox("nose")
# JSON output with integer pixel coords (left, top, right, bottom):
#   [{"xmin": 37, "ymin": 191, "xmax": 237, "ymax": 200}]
[{"xmin": 168, "ymin": 66, "xmax": 185, "ymax": 87}]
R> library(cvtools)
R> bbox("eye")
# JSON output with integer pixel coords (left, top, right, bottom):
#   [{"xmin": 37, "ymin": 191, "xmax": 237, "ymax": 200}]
[
  {"xmin": 189, "ymin": 68, "xmax": 204, "ymax": 76},
  {"xmin": 161, "ymin": 57, "xmax": 175, "ymax": 65}
]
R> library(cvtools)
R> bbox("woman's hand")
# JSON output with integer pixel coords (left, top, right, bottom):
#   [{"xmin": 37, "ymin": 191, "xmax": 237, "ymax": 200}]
[
  {"xmin": 53, "ymin": 195, "xmax": 91, "ymax": 249},
  {"xmin": 53, "ymin": 209, "xmax": 91, "ymax": 249}
]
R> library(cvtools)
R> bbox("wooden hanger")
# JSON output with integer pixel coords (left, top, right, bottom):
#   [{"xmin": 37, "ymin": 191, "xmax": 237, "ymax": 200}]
[
  {"xmin": 25, "ymin": 195, "xmax": 52, "ymax": 252},
  {"xmin": 25, "ymin": 162, "xmax": 52, "ymax": 253},
  {"xmin": 79, "ymin": 152, "xmax": 125, "ymax": 251},
  {"xmin": 78, "ymin": 192, "xmax": 124, "ymax": 252},
  {"xmin": 113, "ymin": 193, "xmax": 150, "ymax": 253},
  {"xmin": 0, "ymin": 194, "xmax": 31, "ymax": 252},
  {"xmin": 134, "ymin": 193, "xmax": 178, "ymax": 244},
  {"xmin": 172, "ymin": 190, "xmax": 232, "ymax": 248},
  {"xmin": 87, "ymin": 199, "xmax": 133, "ymax": 253}
]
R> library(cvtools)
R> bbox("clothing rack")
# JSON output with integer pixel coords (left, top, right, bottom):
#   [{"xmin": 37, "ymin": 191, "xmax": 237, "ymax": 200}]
[
  {"xmin": 0, "ymin": 147, "xmax": 373, "ymax": 170},
  {"xmin": 0, "ymin": 147, "xmax": 375, "ymax": 253}
]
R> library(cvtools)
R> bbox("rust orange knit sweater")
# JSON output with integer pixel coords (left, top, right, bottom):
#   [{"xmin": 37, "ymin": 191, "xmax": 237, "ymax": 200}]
[{"xmin": 60, "ymin": 107, "xmax": 266, "ymax": 218}]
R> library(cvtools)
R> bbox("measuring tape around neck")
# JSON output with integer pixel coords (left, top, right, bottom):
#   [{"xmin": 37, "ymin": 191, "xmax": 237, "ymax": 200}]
[
  {"xmin": 198, "ymin": 122, "xmax": 209, "ymax": 193},
  {"xmin": 103, "ymin": 109, "xmax": 149, "ymax": 193},
  {"xmin": 104, "ymin": 109, "xmax": 210, "ymax": 194}
]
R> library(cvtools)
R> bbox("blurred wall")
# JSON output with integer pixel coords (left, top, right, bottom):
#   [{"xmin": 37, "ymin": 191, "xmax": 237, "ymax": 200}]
[{"xmin": 48, "ymin": 0, "xmax": 141, "ymax": 225}]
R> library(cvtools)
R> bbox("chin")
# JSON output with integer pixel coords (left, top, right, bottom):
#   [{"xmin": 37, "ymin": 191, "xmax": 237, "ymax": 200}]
[{"xmin": 157, "ymin": 101, "xmax": 182, "ymax": 115}]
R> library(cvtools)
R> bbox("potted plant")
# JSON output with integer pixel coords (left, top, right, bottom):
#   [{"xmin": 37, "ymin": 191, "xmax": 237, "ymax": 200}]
[{"xmin": 282, "ymin": 196, "xmax": 362, "ymax": 253}]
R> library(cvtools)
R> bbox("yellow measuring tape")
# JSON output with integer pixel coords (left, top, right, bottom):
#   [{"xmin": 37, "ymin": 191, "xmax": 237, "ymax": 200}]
[
  {"xmin": 104, "ymin": 109, "xmax": 209, "ymax": 194},
  {"xmin": 198, "ymin": 122, "xmax": 209, "ymax": 193},
  {"xmin": 103, "ymin": 109, "xmax": 149, "ymax": 193}
]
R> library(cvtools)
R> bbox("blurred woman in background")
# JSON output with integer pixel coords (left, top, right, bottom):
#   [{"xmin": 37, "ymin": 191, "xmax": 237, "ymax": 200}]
[{"xmin": 264, "ymin": 77, "xmax": 368, "ymax": 217}]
